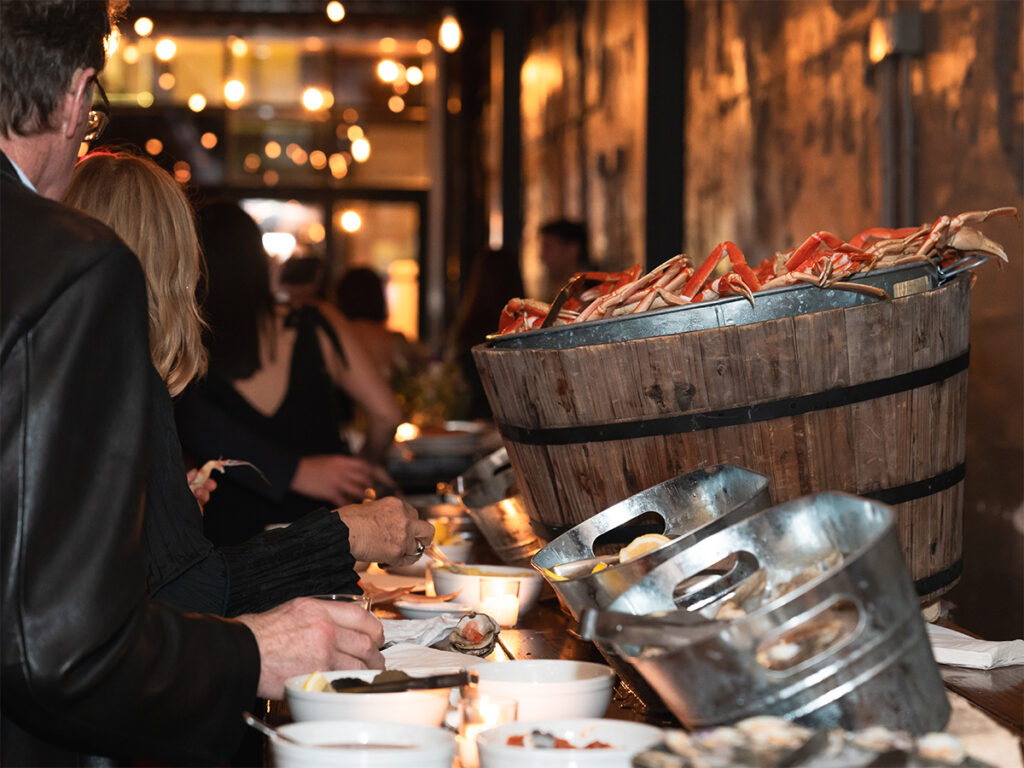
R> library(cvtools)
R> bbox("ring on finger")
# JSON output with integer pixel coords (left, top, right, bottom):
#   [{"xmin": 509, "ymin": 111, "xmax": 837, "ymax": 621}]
[{"xmin": 412, "ymin": 541, "xmax": 425, "ymax": 557}]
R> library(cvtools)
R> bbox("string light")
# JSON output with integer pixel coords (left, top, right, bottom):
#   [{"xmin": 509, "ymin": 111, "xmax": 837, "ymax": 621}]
[
  {"xmin": 134, "ymin": 17, "xmax": 154, "ymax": 36},
  {"xmin": 188, "ymin": 93, "xmax": 207, "ymax": 112},
  {"xmin": 340, "ymin": 210, "xmax": 361, "ymax": 232},
  {"xmin": 302, "ymin": 87, "xmax": 325, "ymax": 111},
  {"xmin": 351, "ymin": 137, "xmax": 370, "ymax": 162},
  {"xmin": 224, "ymin": 79, "xmax": 245, "ymax": 104},
  {"xmin": 326, "ymin": 2, "xmax": 345, "ymax": 22},
  {"xmin": 377, "ymin": 59, "xmax": 399, "ymax": 83},
  {"xmin": 154, "ymin": 38, "xmax": 176, "ymax": 61},
  {"xmin": 439, "ymin": 15, "xmax": 461, "ymax": 53}
]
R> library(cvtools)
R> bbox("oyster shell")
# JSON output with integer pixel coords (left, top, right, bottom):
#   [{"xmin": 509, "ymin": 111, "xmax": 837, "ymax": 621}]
[{"xmin": 448, "ymin": 612, "xmax": 499, "ymax": 656}]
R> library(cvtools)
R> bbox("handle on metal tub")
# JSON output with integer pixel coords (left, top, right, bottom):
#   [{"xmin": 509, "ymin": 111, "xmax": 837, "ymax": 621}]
[
  {"xmin": 937, "ymin": 254, "xmax": 988, "ymax": 284},
  {"xmin": 671, "ymin": 551, "xmax": 762, "ymax": 613}
]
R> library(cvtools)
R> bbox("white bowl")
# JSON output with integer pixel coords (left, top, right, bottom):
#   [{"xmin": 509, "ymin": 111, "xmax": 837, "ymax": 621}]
[
  {"xmin": 269, "ymin": 720, "xmax": 455, "ymax": 768},
  {"xmin": 473, "ymin": 660, "xmax": 616, "ymax": 720},
  {"xmin": 476, "ymin": 718, "xmax": 664, "ymax": 768},
  {"xmin": 387, "ymin": 539, "xmax": 473, "ymax": 576},
  {"xmin": 284, "ymin": 668, "xmax": 459, "ymax": 727},
  {"xmin": 429, "ymin": 563, "xmax": 545, "ymax": 619}
]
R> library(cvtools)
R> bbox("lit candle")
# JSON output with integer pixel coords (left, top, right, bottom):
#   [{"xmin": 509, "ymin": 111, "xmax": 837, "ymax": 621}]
[{"xmin": 479, "ymin": 594, "xmax": 519, "ymax": 627}]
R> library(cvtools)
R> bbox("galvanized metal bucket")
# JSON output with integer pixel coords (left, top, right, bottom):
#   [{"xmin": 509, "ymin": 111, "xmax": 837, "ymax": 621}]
[
  {"xmin": 580, "ymin": 493, "xmax": 949, "ymax": 733},
  {"xmin": 458, "ymin": 467, "xmax": 546, "ymax": 567},
  {"xmin": 439, "ymin": 447, "xmax": 512, "ymax": 498},
  {"xmin": 531, "ymin": 464, "xmax": 770, "ymax": 622}
]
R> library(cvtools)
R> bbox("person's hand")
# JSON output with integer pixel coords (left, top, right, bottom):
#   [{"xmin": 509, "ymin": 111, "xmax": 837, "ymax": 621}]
[
  {"xmin": 336, "ymin": 496, "xmax": 435, "ymax": 566},
  {"xmin": 185, "ymin": 468, "xmax": 217, "ymax": 508},
  {"xmin": 236, "ymin": 596, "xmax": 385, "ymax": 700},
  {"xmin": 291, "ymin": 454, "xmax": 376, "ymax": 506}
]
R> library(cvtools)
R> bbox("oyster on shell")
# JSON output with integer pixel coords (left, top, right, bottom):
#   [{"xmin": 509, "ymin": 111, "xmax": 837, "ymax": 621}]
[{"xmin": 448, "ymin": 612, "xmax": 499, "ymax": 656}]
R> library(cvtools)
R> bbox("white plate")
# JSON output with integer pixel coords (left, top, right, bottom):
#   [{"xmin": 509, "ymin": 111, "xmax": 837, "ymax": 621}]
[{"xmin": 393, "ymin": 599, "xmax": 474, "ymax": 620}]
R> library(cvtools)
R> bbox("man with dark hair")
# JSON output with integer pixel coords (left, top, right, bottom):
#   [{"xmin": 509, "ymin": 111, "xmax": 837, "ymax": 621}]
[
  {"xmin": 539, "ymin": 218, "xmax": 595, "ymax": 298},
  {"xmin": 1, "ymin": 2, "xmax": 390, "ymax": 763}
]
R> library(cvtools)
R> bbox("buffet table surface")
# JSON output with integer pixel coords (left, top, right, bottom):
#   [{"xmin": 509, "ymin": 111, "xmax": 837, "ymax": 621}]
[{"xmin": 264, "ymin": 551, "xmax": 1022, "ymax": 765}]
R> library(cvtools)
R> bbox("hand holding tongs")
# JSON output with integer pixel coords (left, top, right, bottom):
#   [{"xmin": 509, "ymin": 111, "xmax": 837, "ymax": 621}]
[{"xmin": 423, "ymin": 541, "xmax": 464, "ymax": 573}]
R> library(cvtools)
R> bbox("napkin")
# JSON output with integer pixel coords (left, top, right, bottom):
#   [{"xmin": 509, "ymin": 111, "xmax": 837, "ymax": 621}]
[
  {"xmin": 382, "ymin": 615, "xmax": 465, "ymax": 649},
  {"xmin": 926, "ymin": 623, "xmax": 1024, "ymax": 669},
  {"xmin": 383, "ymin": 642, "xmax": 490, "ymax": 669}
]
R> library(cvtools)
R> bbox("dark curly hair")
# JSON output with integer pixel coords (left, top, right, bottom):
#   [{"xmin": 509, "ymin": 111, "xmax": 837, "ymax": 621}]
[{"xmin": 0, "ymin": 0, "xmax": 126, "ymax": 138}]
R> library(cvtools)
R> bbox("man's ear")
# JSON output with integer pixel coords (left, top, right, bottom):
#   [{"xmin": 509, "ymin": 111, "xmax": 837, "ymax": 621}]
[{"xmin": 61, "ymin": 67, "xmax": 96, "ymax": 140}]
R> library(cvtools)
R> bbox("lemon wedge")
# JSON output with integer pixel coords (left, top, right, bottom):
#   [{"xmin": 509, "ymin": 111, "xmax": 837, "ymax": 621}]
[
  {"xmin": 431, "ymin": 519, "xmax": 449, "ymax": 544},
  {"xmin": 618, "ymin": 533, "xmax": 672, "ymax": 564},
  {"xmin": 301, "ymin": 671, "xmax": 331, "ymax": 692}
]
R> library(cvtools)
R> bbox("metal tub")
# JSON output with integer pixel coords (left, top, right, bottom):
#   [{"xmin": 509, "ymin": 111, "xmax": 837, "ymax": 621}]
[
  {"xmin": 486, "ymin": 261, "xmax": 966, "ymax": 351},
  {"xmin": 580, "ymin": 493, "xmax": 949, "ymax": 733},
  {"xmin": 459, "ymin": 467, "xmax": 546, "ymax": 567},
  {"xmin": 531, "ymin": 465, "xmax": 770, "ymax": 622},
  {"xmin": 440, "ymin": 447, "xmax": 512, "ymax": 498}
]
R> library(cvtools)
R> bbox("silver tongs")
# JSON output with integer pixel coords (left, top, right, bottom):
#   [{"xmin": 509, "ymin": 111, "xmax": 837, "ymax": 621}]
[
  {"xmin": 541, "ymin": 273, "xmax": 608, "ymax": 328},
  {"xmin": 330, "ymin": 670, "xmax": 477, "ymax": 694}
]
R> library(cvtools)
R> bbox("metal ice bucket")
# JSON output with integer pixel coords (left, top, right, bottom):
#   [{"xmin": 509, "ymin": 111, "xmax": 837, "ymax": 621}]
[
  {"xmin": 580, "ymin": 493, "xmax": 950, "ymax": 734},
  {"xmin": 530, "ymin": 465, "xmax": 770, "ymax": 622},
  {"xmin": 458, "ymin": 467, "xmax": 546, "ymax": 567},
  {"xmin": 439, "ymin": 447, "xmax": 512, "ymax": 498}
]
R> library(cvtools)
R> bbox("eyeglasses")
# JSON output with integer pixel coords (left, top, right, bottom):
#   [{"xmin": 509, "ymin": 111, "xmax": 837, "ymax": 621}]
[{"xmin": 83, "ymin": 77, "xmax": 110, "ymax": 143}]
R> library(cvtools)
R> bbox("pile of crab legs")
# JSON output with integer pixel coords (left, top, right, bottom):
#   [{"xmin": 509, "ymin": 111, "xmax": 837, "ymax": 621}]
[{"xmin": 498, "ymin": 206, "xmax": 1017, "ymax": 335}]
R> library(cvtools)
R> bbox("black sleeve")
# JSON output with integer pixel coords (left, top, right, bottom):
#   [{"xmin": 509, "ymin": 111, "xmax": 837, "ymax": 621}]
[
  {"xmin": 1, "ymin": 249, "xmax": 260, "ymax": 764},
  {"xmin": 220, "ymin": 509, "xmax": 360, "ymax": 616}
]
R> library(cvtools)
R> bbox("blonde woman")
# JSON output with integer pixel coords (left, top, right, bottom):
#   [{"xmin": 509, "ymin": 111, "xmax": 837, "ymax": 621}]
[{"xmin": 63, "ymin": 150, "xmax": 432, "ymax": 615}]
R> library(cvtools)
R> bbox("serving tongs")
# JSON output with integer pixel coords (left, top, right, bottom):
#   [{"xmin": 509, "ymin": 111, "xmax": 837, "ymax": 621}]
[
  {"xmin": 541, "ymin": 273, "xmax": 609, "ymax": 328},
  {"xmin": 330, "ymin": 670, "xmax": 477, "ymax": 694},
  {"xmin": 423, "ymin": 541, "xmax": 465, "ymax": 573}
]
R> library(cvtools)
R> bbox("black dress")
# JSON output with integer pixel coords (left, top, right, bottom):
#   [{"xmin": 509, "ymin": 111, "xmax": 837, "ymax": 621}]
[{"xmin": 176, "ymin": 305, "xmax": 354, "ymax": 546}]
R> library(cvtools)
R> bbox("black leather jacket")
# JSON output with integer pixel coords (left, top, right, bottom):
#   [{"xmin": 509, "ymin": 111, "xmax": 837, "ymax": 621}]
[{"xmin": 1, "ymin": 154, "xmax": 260, "ymax": 765}]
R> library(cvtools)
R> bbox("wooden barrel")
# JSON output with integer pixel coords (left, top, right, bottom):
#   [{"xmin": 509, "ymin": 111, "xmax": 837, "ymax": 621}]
[{"xmin": 473, "ymin": 275, "xmax": 970, "ymax": 602}]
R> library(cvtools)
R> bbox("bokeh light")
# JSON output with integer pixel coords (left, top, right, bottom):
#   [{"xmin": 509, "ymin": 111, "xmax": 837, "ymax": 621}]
[
  {"xmin": 154, "ymin": 38, "xmax": 177, "ymax": 61},
  {"xmin": 340, "ymin": 210, "xmax": 361, "ymax": 232},
  {"xmin": 326, "ymin": 2, "xmax": 345, "ymax": 22},
  {"xmin": 351, "ymin": 137, "xmax": 370, "ymax": 162}
]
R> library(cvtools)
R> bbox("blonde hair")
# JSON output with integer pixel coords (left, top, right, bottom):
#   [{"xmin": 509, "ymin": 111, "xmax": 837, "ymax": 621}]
[{"xmin": 63, "ymin": 150, "xmax": 207, "ymax": 396}]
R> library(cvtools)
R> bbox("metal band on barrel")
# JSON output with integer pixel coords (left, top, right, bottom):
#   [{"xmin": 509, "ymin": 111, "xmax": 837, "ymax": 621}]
[{"xmin": 497, "ymin": 349, "xmax": 970, "ymax": 445}]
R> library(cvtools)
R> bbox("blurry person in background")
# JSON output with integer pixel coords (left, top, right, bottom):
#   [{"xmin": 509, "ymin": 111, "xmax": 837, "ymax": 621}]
[
  {"xmin": 277, "ymin": 250, "xmax": 326, "ymax": 304},
  {"xmin": 1, "ymin": 2, "xmax": 407, "ymax": 764},
  {"xmin": 176, "ymin": 201, "xmax": 404, "ymax": 546},
  {"xmin": 539, "ymin": 218, "xmax": 596, "ymax": 299},
  {"xmin": 449, "ymin": 247, "xmax": 526, "ymax": 419},
  {"xmin": 334, "ymin": 265, "xmax": 415, "ymax": 393},
  {"xmin": 64, "ymin": 149, "xmax": 430, "ymax": 615}
]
